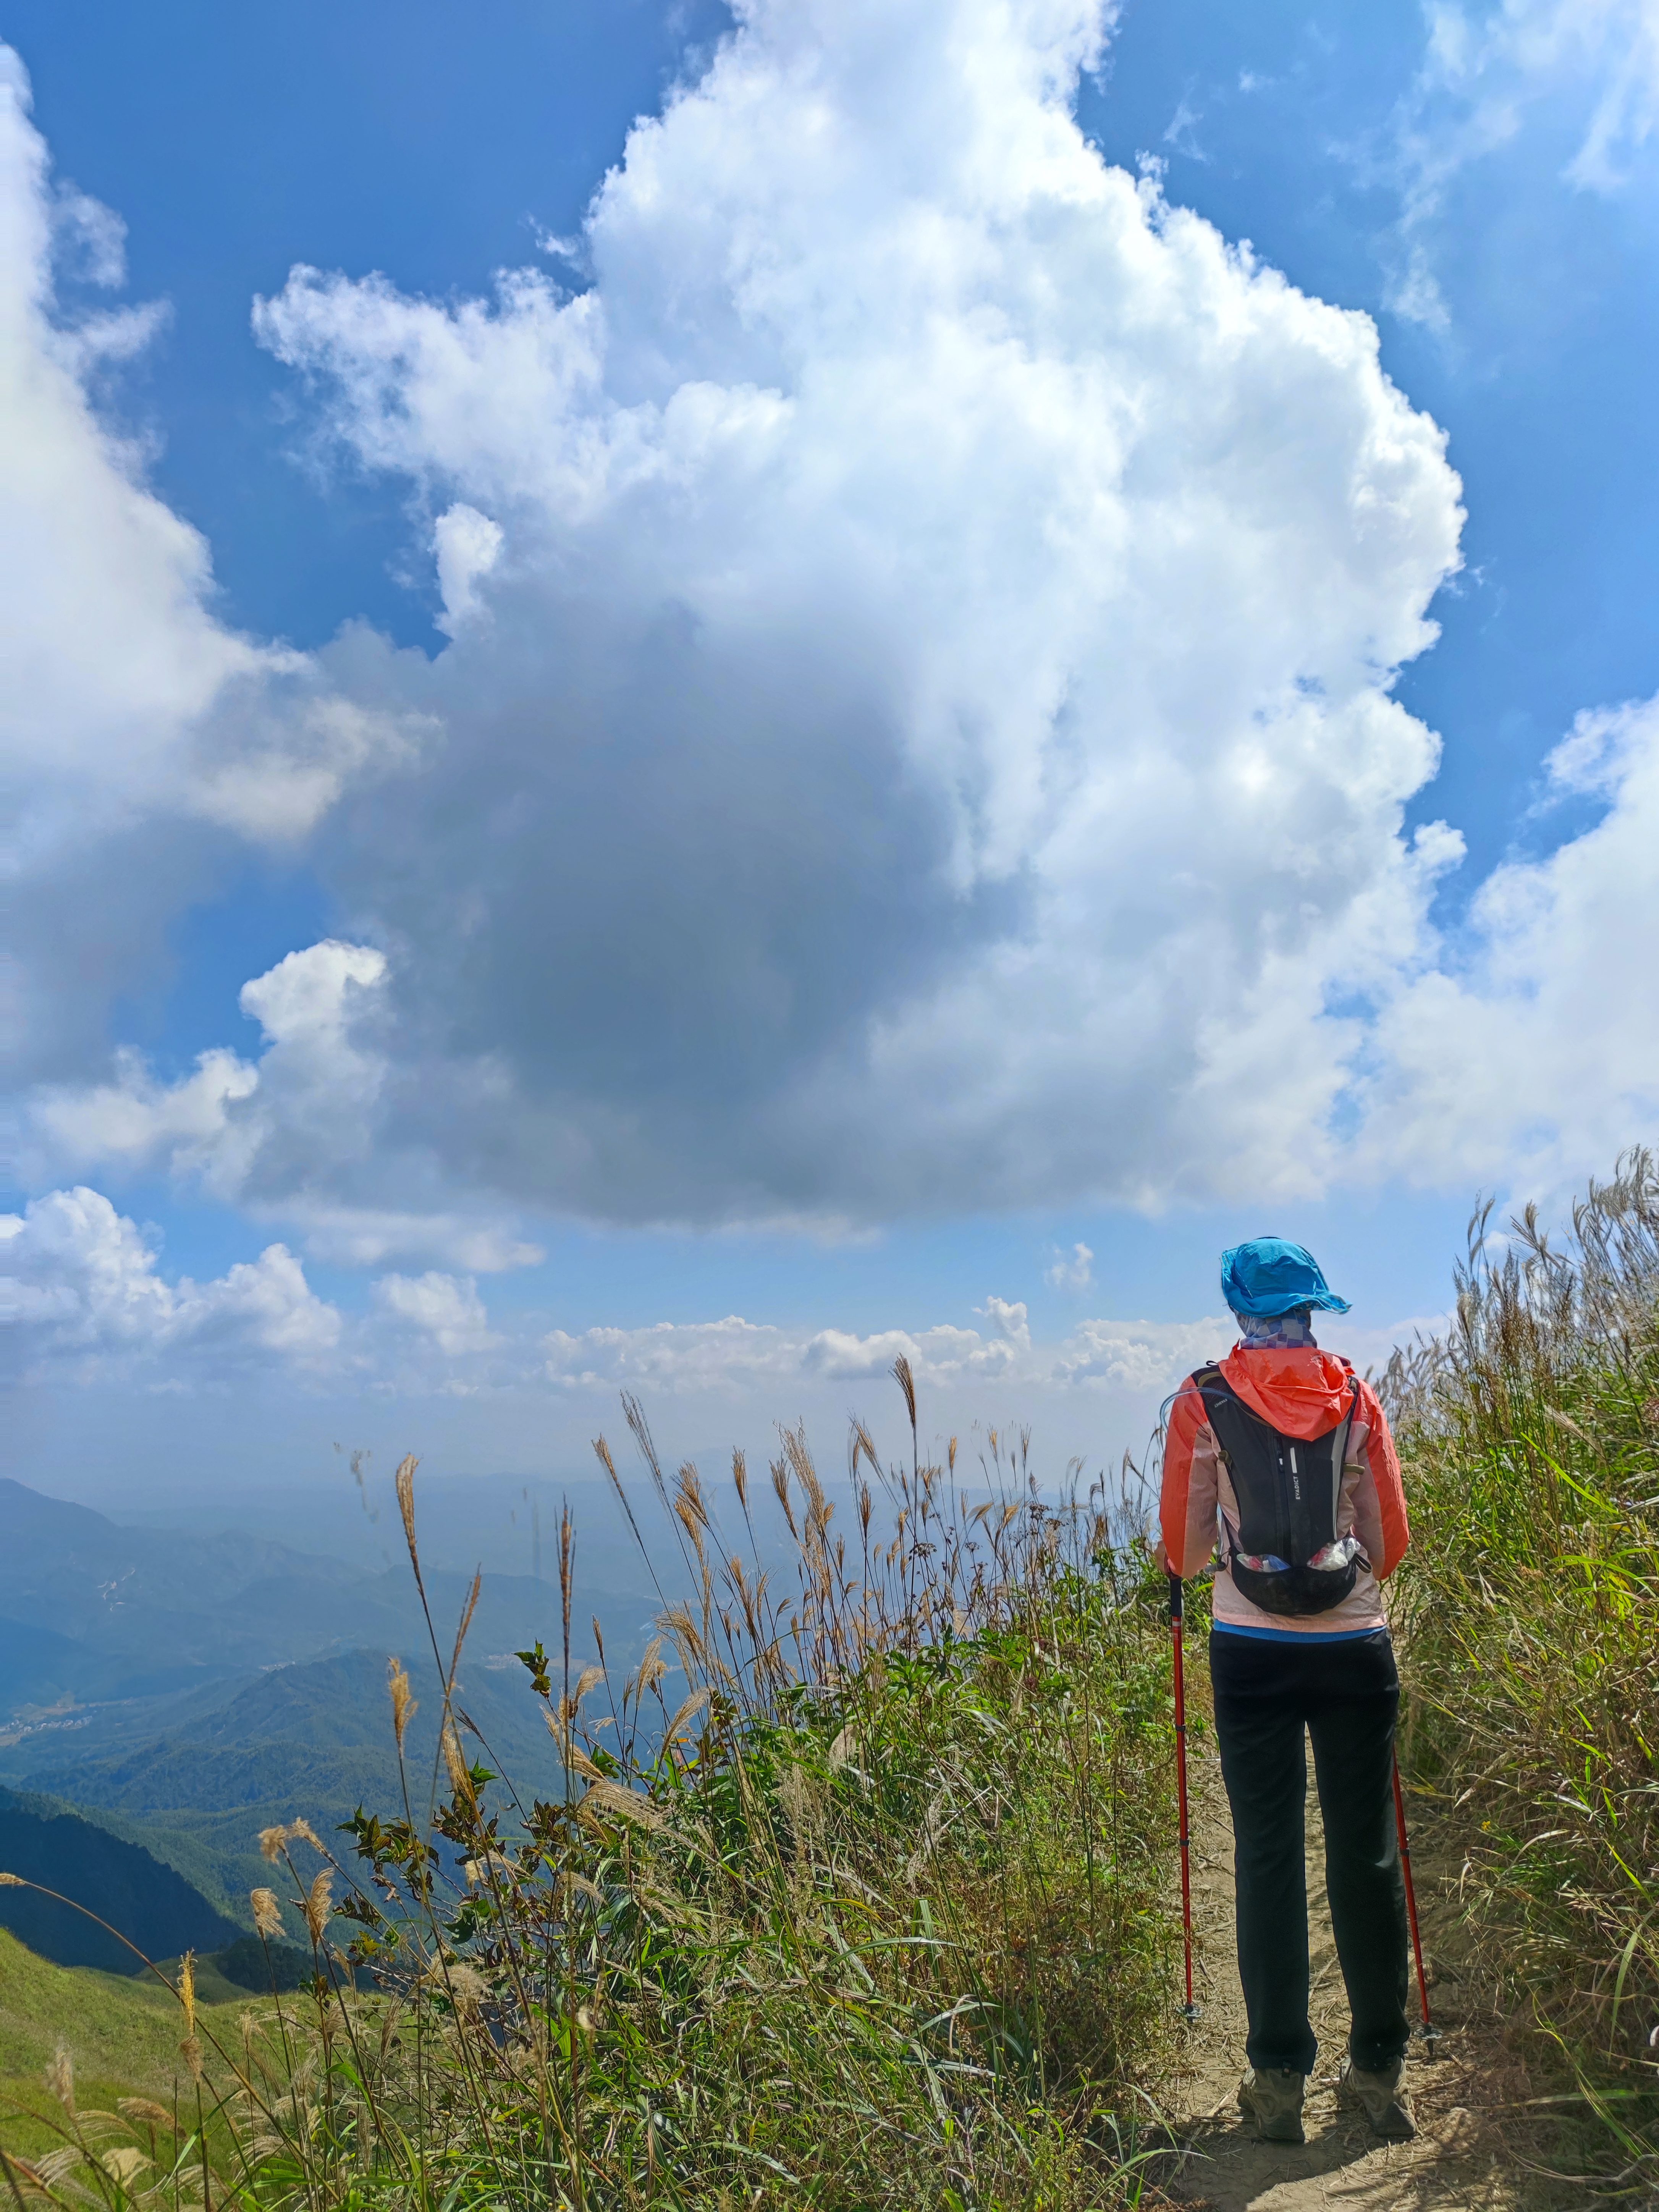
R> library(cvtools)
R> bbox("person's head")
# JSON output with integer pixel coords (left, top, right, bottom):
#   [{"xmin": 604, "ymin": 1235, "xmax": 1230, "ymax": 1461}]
[{"xmin": 1221, "ymin": 1238, "xmax": 1349, "ymax": 1324}]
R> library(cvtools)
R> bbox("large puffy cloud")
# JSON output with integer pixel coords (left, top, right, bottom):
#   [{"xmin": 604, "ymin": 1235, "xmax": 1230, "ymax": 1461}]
[
  {"xmin": 243, "ymin": 0, "xmax": 1470, "ymax": 1227},
  {"xmin": 13, "ymin": 0, "xmax": 1659, "ymax": 1256},
  {"xmin": 0, "ymin": 46, "xmax": 429, "ymax": 1083}
]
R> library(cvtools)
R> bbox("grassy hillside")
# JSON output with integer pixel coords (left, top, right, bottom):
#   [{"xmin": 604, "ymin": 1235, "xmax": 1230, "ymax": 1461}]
[
  {"xmin": 0, "ymin": 1415, "xmax": 1180, "ymax": 2209},
  {"xmin": 1387, "ymin": 1151, "xmax": 1659, "ymax": 2184},
  {"xmin": 0, "ymin": 1927, "xmax": 192, "ymax": 2154}
]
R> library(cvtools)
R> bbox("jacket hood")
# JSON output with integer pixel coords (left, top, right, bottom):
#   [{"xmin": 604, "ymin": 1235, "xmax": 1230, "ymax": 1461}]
[{"xmin": 1219, "ymin": 1345, "xmax": 1357, "ymax": 1439}]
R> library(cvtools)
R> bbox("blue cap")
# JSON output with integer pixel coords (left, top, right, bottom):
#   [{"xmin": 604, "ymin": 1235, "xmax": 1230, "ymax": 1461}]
[{"xmin": 1221, "ymin": 1238, "xmax": 1350, "ymax": 1318}]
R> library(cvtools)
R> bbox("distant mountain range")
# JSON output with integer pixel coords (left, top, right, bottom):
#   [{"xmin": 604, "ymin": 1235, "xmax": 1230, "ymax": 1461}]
[{"xmin": 0, "ymin": 1478, "xmax": 670, "ymax": 1965}]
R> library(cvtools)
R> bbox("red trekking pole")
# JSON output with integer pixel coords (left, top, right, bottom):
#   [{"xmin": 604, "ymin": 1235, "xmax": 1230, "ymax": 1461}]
[
  {"xmin": 1169, "ymin": 1572, "xmax": 1200, "ymax": 2021},
  {"xmin": 1392, "ymin": 1752, "xmax": 1440, "ymax": 2050}
]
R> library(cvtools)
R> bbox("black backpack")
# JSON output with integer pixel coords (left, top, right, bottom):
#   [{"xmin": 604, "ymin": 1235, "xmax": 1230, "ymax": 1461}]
[{"xmin": 1193, "ymin": 1364, "xmax": 1365, "ymax": 1616}]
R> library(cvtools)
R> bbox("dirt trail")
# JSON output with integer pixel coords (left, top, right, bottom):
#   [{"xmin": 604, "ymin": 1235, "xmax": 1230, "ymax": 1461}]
[{"xmin": 1153, "ymin": 1750, "xmax": 1559, "ymax": 2212}]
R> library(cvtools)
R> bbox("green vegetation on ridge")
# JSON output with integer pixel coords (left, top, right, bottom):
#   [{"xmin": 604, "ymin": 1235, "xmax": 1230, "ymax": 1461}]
[
  {"xmin": 1388, "ymin": 1150, "xmax": 1659, "ymax": 2185},
  {"xmin": 2, "ymin": 1402, "xmax": 1179, "ymax": 2209},
  {"xmin": 0, "ymin": 1927, "xmax": 196, "ymax": 2152}
]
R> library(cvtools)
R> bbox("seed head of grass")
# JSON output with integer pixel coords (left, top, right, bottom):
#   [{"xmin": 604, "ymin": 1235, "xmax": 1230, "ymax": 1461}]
[
  {"xmin": 441, "ymin": 1722, "xmax": 473, "ymax": 1803},
  {"xmin": 387, "ymin": 1656, "xmax": 416, "ymax": 1752},
  {"xmin": 427, "ymin": 1958, "xmax": 486, "ymax": 2016},
  {"xmin": 302, "ymin": 1869, "xmax": 334, "ymax": 1944},
  {"xmin": 45, "ymin": 2040, "xmax": 73, "ymax": 2113},
  {"xmin": 663, "ymin": 1685, "xmax": 710, "ymax": 1743},
  {"xmin": 892, "ymin": 1352, "xmax": 917, "ymax": 1434},
  {"xmin": 626, "ymin": 1635, "xmax": 666, "ymax": 1705},
  {"xmin": 116, "ymin": 2099, "xmax": 173, "ymax": 2128},
  {"xmin": 251, "ymin": 1887, "xmax": 283, "ymax": 1940},
  {"xmin": 580, "ymin": 1777, "xmax": 667, "ymax": 1832},
  {"xmin": 259, "ymin": 1818, "xmax": 321, "ymax": 1861},
  {"xmin": 394, "ymin": 1452, "xmax": 421, "ymax": 1581}
]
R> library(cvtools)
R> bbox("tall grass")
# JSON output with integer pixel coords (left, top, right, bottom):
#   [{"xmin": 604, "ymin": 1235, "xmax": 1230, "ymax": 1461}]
[
  {"xmin": 1384, "ymin": 1150, "xmax": 1659, "ymax": 2176},
  {"xmin": 3, "ymin": 1368, "xmax": 1179, "ymax": 2210}
]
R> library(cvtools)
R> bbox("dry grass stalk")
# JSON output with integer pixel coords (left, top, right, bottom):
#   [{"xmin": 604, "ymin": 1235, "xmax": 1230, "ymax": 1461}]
[
  {"xmin": 579, "ymin": 1778, "xmax": 667, "ymax": 1833},
  {"xmin": 394, "ymin": 1452, "xmax": 422, "ymax": 1588},
  {"xmin": 386, "ymin": 1657, "xmax": 416, "ymax": 1753},
  {"xmin": 448, "ymin": 1569, "xmax": 482, "ymax": 1683},
  {"xmin": 44, "ymin": 2042, "xmax": 72, "ymax": 2115},
  {"xmin": 1388, "ymin": 1150, "xmax": 1659, "ymax": 2178},
  {"xmin": 260, "ymin": 1817, "xmax": 323, "ymax": 1863},
  {"xmin": 302, "ymin": 1870, "xmax": 334, "ymax": 1944},
  {"xmin": 441, "ymin": 1723, "xmax": 473, "ymax": 1804},
  {"xmin": 663, "ymin": 1685, "xmax": 711, "ymax": 1743}
]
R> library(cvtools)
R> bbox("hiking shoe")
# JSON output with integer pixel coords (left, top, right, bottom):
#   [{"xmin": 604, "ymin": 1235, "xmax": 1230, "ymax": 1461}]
[
  {"xmin": 1338, "ymin": 2055, "xmax": 1416, "ymax": 2141},
  {"xmin": 1238, "ymin": 2067, "xmax": 1306, "ymax": 2144}
]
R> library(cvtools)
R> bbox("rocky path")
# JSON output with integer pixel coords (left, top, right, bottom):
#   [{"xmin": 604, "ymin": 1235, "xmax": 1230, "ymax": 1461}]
[{"xmin": 1151, "ymin": 1751, "xmax": 1565, "ymax": 2212}]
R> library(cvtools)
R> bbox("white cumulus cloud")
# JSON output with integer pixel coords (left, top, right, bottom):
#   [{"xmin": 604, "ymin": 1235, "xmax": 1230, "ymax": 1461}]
[
  {"xmin": 0, "ymin": 1187, "xmax": 341, "ymax": 1382},
  {"xmin": 10, "ymin": 0, "xmax": 1659, "ymax": 1260},
  {"xmin": 0, "ymin": 43, "xmax": 432, "ymax": 1089},
  {"xmin": 243, "ymin": 0, "xmax": 1475, "ymax": 1226},
  {"xmin": 374, "ymin": 1269, "xmax": 498, "ymax": 1356},
  {"xmin": 540, "ymin": 1303, "xmax": 1222, "ymax": 1402},
  {"xmin": 15, "ymin": 941, "xmax": 543, "ymax": 1272},
  {"xmin": 1358, "ymin": 694, "xmax": 1659, "ymax": 1197},
  {"xmin": 5, "ymin": 1187, "xmax": 1426, "ymax": 1432}
]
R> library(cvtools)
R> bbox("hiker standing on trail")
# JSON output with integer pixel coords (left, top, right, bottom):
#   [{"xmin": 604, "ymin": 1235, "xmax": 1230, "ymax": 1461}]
[{"xmin": 1157, "ymin": 1238, "xmax": 1415, "ymax": 2147}]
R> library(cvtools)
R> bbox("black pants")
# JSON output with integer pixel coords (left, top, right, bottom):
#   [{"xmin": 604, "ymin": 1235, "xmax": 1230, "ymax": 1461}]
[{"xmin": 1210, "ymin": 1628, "xmax": 1409, "ymax": 2075}]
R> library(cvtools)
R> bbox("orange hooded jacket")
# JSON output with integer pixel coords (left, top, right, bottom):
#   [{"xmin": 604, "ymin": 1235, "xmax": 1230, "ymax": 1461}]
[{"xmin": 1160, "ymin": 1345, "xmax": 1410, "ymax": 1638}]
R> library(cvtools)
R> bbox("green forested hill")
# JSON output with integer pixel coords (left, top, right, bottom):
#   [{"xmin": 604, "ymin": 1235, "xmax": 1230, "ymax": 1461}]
[
  {"xmin": 0, "ymin": 1479, "xmax": 657, "ymax": 1963},
  {"xmin": 8, "ymin": 1647, "xmax": 568, "ymax": 1936},
  {"xmin": 0, "ymin": 1790, "xmax": 239, "ymax": 1971}
]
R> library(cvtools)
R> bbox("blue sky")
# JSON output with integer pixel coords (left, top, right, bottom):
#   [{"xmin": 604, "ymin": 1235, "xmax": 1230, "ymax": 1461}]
[{"xmin": 5, "ymin": 0, "xmax": 1658, "ymax": 1507}]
